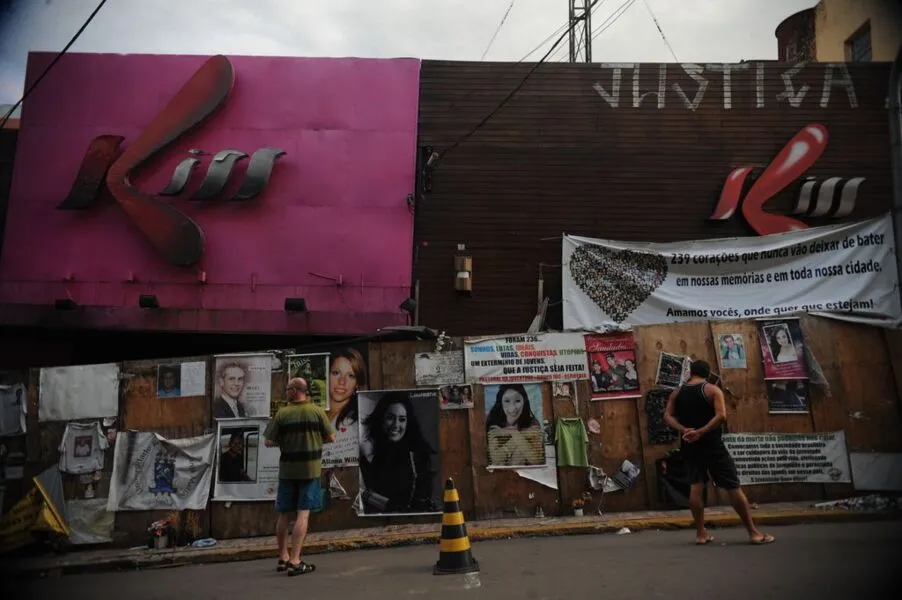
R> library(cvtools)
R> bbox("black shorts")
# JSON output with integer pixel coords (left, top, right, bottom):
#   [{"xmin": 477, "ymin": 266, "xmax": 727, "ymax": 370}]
[{"xmin": 683, "ymin": 441, "xmax": 741, "ymax": 490}]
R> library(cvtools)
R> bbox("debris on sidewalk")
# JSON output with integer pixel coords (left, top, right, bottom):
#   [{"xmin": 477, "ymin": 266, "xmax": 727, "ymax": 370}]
[
  {"xmin": 616, "ymin": 527, "xmax": 631, "ymax": 535},
  {"xmin": 813, "ymin": 494, "xmax": 902, "ymax": 512}
]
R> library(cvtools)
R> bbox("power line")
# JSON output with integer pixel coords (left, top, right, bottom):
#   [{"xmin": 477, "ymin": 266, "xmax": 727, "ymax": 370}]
[
  {"xmin": 640, "ymin": 0, "xmax": 679, "ymax": 62},
  {"xmin": 517, "ymin": 22, "xmax": 570, "ymax": 63},
  {"xmin": 590, "ymin": 0, "xmax": 637, "ymax": 44},
  {"xmin": 0, "ymin": 0, "xmax": 110, "ymax": 130},
  {"xmin": 480, "ymin": 0, "xmax": 519, "ymax": 61},
  {"xmin": 435, "ymin": 22, "xmax": 577, "ymax": 164}
]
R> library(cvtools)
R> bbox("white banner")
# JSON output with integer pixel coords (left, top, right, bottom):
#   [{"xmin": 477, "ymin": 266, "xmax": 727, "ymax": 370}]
[
  {"xmin": 39, "ymin": 363, "xmax": 120, "ymax": 422},
  {"xmin": 107, "ymin": 431, "xmax": 216, "ymax": 511},
  {"xmin": 464, "ymin": 333, "xmax": 590, "ymax": 384},
  {"xmin": 563, "ymin": 214, "xmax": 901, "ymax": 330},
  {"xmin": 213, "ymin": 419, "xmax": 280, "ymax": 501},
  {"xmin": 724, "ymin": 431, "xmax": 851, "ymax": 486}
]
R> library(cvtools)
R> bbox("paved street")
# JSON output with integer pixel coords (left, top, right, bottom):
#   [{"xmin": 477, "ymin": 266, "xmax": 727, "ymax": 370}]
[{"xmin": 9, "ymin": 521, "xmax": 900, "ymax": 600}]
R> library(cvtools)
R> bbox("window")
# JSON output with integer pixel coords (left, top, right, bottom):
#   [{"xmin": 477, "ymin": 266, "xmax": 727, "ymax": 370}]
[{"xmin": 846, "ymin": 22, "xmax": 872, "ymax": 62}]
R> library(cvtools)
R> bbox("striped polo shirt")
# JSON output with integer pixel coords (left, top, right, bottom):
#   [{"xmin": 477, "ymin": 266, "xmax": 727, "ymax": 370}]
[{"xmin": 264, "ymin": 402, "xmax": 335, "ymax": 480}]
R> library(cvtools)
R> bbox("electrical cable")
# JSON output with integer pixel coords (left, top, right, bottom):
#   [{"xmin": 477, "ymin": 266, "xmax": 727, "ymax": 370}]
[
  {"xmin": 517, "ymin": 22, "xmax": 569, "ymax": 63},
  {"xmin": 640, "ymin": 0, "xmax": 679, "ymax": 62},
  {"xmin": 480, "ymin": 0, "xmax": 518, "ymax": 61},
  {"xmin": 589, "ymin": 0, "xmax": 637, "ymax": 45},
  {"xmin": 0, "ymin": 0, "xmax": 110, "ymax": 130},
  {"xmin": 434, "ymin": 20, "xmax": 577, "ymax": 164},
  {"xmin": 547, "ymin": 0, "xmax": 604, "ymax": 63}
]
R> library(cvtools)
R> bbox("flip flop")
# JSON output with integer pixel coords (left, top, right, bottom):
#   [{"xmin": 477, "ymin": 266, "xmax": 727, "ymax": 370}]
[
  {"xmin": 750, "ymin": 534, "xmax": 775, "ymax": 545},
  {"xmin": 695, "ymin": 535, "xmax": 715, "ymax": 545},
  {"xmin": 287, "ymin": 561, "xmax": 316, "ymax": 576},
  {"xmin": 276, "ymin": 559, "xmax": 288, "ymax": 572}
]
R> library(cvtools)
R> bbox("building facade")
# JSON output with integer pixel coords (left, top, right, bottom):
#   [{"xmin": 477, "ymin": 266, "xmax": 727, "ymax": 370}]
[{"xmin": 414, "ymin": 60, "xmax": 892, "ymax": 335}]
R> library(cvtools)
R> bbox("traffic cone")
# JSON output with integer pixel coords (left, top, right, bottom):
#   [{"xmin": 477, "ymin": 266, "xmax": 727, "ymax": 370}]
[{"xmin": 434, "ymin": 477, "xmax": 479, "ymax": 575}]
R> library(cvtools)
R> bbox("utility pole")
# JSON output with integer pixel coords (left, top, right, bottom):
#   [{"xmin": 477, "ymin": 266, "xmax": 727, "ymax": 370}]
[{"xmin": 568, "ymin": 0, "xmax": 595, "ymax": 63}]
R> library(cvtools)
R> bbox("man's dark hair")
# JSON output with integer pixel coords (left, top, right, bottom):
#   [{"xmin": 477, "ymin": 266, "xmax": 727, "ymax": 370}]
[{"xmin": 689, "ymin": 359, "xmax": 710, "ymax": 378}]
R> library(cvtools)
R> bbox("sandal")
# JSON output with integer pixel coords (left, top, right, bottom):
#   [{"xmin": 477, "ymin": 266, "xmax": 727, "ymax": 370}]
[
  {"xmin": 750, "ymin": 534, "xmax": 775, "ymax": 545},
  {"xmin": 276, "ymin": 559, "xmax": 288, "ymax": 572},
  {"xmin": 287, "ymin": 561, "xmax": 316, "ymax": 576}
]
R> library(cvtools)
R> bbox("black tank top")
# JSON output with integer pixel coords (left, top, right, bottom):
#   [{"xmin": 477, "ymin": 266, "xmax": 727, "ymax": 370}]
[{"xmin": 673, "ymin": 381, "xmax": 722, "ymax": 445}]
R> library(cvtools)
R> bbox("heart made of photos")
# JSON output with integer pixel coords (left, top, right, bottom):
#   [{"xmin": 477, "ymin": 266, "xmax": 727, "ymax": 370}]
[{"xmin": 568, "ymin": 244, "xmax": 669, "ymax": 323}]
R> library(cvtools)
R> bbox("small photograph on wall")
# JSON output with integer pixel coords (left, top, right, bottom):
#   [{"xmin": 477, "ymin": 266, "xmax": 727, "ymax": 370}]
[
  {"xmin": 484, "ymin": 383, "xmax": 545, "ymax": 468},
  {"xmin": 284, "ymin": 353, "xmax": 330, "ymax": 413},
  {"xmin": 216, "ymin": 425, "xmax": 259, "ymax": 483},
  {"xmin": 767, "ymin": 380, "xmax": 810, "ymax": 414},
  {"xmin": 212, "ymin": 354, "xmax": 273, "ymax": 419},
  {"xmin": 156, "ymin": 362, "xmax": 206, "ymax": 399},
  {"xmin": 156, "ymin": 364, "xmax": 182, "ymax": 398},
  {"xmin": 757, "ymin": 318, "xmax": 809, "ymax": 380},
  {"xmin": 439, "ymin": 384, "xmax": 473, "ymax": 410},
  {"xmin": 717, "ymin": 333, "xmax": 747, "ymax": 370},
  {"xmin": 553, "ymin": 381, "xmax": 578, "ymax": 412},
  {"xmin": 584, "ymin": 332, "xmax": 641, "ymax": 400},
  {"xmin": 655, "ymin": 352, "xmax": 689, "ymax": 389},
  {"xmin": 357, "ymin": 389, "xmax": 441, "ymax": 516}
]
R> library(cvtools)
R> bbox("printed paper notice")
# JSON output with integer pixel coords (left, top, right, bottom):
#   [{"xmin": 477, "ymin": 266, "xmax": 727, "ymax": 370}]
[{"xmin": 180, "ymin": 362, "xmax": 206, "ymax": 397}]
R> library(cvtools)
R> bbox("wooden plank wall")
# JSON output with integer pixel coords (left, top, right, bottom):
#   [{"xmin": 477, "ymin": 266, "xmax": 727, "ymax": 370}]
[{"xmin": 16, "ymin": 316, "xmax": 902, "ymax": 544}]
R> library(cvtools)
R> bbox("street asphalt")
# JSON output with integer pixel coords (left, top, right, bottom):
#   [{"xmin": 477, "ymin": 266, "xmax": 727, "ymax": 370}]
[{"xmin": 7, "ymin": 521, "xmax": 900, "ymax": 600}]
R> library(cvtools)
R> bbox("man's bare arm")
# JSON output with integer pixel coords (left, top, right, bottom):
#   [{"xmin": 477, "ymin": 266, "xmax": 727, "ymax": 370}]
[
  {"xmin": 663, "ymin": 389, "xmax": 688, "ymax": 434},
  {"xmin": 695, "ymin": 384, "xmax": 727, "ymax": 436}
]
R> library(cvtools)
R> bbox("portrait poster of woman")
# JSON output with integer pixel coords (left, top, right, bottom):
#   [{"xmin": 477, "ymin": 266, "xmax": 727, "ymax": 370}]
[
  {"xmin": 357, "ymin": 389, "xmax": 441, "ymax": 516},
  {"xmin": 484, "ymin": 383, "xmax": 546, "ymax": 468},
  {"xmin": 756, "ymin": 318, "xmax": 809, "ymax": 380},
  {"xmin": 321, "ymin": 345, "xmax": 370, "ymax": 469}
]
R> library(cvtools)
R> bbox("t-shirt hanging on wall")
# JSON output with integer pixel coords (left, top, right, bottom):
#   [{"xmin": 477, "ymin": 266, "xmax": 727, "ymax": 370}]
[
  {"xmin": 58, "ymin": 422, "xmax": 109, "ymax": 474},
  {"xmin": 0, "ymin": 383, "xmax": 27, "ymax": 437},
  {"xmin": 555, "ymin": 418, "xmax": 589, "ymax": 467}
]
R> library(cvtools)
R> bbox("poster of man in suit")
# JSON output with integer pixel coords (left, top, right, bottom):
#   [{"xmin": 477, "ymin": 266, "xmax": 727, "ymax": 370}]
[{"xmin": 212, "ymin": 354, "xmax": 272, "ymax": 419}]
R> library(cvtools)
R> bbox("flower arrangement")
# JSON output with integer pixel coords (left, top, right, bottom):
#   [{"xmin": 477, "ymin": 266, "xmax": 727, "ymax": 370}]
[{"xmin": 572, "ymin": 497, "xmax": 585, "ymax": 509}]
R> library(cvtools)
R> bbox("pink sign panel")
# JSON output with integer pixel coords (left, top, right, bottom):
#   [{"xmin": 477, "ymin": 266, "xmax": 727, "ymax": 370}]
[
  {"xmin": 756, "ymin": 318, "xmax": 809, "ymax": 380},
  {"xmin": 0, "ymin": 52, "xmax": 420, "ymax": 333}
]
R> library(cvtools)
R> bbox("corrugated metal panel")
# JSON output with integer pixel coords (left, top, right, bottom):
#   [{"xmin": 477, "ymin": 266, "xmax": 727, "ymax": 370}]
[{"xmin": 414, "ymin": 60, "xmax": 893, "ymax": 335}]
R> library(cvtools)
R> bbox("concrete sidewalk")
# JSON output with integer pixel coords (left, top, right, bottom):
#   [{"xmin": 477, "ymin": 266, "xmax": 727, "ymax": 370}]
[{"xmin": 5, "ymin": 501, "xmax": 900, "ymax": 579}]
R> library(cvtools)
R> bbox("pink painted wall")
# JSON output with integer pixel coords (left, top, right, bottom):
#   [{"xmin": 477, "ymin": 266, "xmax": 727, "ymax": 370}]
[{"xmin": 0, "ymin": 52, "xmax": 420, "ymax": 332}]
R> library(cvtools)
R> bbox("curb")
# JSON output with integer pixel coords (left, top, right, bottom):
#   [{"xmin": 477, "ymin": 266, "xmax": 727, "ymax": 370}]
[{"xmin": 8, "ymin": 509, "xmax": 901, "ymax": 579}]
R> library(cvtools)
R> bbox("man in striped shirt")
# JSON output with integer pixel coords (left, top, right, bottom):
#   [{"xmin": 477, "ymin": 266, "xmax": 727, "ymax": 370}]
[{"xmin": 264, "ymin": 377, "xmax": 336, "ymax": 576}]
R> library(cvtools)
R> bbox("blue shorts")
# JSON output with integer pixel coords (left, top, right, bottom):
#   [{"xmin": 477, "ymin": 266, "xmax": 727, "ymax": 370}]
[{"xmin": 275, "ymin": 478, "xmax": 322, "ymax": 513}]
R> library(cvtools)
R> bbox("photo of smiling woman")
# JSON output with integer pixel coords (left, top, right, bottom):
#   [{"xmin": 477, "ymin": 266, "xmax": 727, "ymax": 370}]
[
  {"xmin": 357, "ymin": 389, "xmax": 441, "ymax": 516},
  {"xmin": 321, "ymin": 347, "xmax": 368, "ymax": 469},
  {"xmin": 484, "ymin": 383, "xmax": 545, "ymax": 468}
]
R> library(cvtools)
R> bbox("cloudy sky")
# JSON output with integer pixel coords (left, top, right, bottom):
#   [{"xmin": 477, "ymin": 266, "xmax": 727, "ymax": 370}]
[{"xmin": 0, "ymin": 0, "xmax": 817, "ymax": 105}]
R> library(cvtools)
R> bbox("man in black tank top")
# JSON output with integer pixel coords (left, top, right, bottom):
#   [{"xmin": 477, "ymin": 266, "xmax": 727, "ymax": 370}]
[{"xmin": 664, "ymin": 359, "xmax": 775, "ymax": 546}]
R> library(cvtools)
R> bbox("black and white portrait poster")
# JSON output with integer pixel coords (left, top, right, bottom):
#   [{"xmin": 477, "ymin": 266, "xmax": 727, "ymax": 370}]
[
  {"xmin": 212, "ymin": 354, "xmax": 273, "ymax": 419},
  {"xmin": 766, "ymin": 380, "xmax": 810, "ymax": 414},
  {"xmin": 357, "ymin": 389, "xmax": 441, "ymax": 517},
  {"xmin": 655, "ymin": 352, "xmax": 689, "ymax": 388},
  {"xmin": 212, "ymin": 419, "xmax": 280, "ymax": 501}
]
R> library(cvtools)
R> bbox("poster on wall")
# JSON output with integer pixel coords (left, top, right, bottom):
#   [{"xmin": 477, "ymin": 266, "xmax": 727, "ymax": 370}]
[
  {"xmin": 415, "ymin": 351, "xmax": 465, "ymax": 387},
  {"xmin": 655, "ymin": 353, "xmax": 689, "ymax": 388},
  {"xmin": 107, "ymin": 431, "xmax": 215, "ymax": 511},
  {"xmin": 39, "ymin": 363, "xmax": 119, "ymax": 422},
  {"xmin": 439, "ymin": 385, "xmax": 473, "ymax": 410},
  {"xmin": 464, "ymin": 333, "xmax": 589, "ymax": 384},
  {"xmin": 757, "ymin": 318, "xmax": 809, "ymax": 380},
  {"xmin": 212, "ymin": 354, "xmax": 273, "ymax": 419},
  {"xmin": 156, "ymin": 362, "xmax": 206, "ymax": 398},
  {"xmin": 284, "ymin": 353, "xmax": 329, "ymax": 412},
  {"xmin": 357, "ymin": 389, "xmax": 441, "ymax": 516},
  {"xmin": 716, "ymin": 333, "xmax": 747, "ymax": 370},
  {"xmin": 584, "ymin": 332, "xmax": 640, "ymax": 400},
  {"xmin": 766, "ymin": 380, "xmax": 810, "ymax": 414},
  {"xmin": 0, "ymin": 383, "xmax": 26, "ymax": 436},
  {"xmin": 645, "ymin": 389, "xmax": 679, "ymax": 445},
  {"xmin": 724, "ymin": 431, "xmax": 851, "ymax": 485},
  {"xmin": 562, "ymin": 214, "xmax": 901, "ymax": 330},
  {"xmin": 212, "ymin": 419, "xmax": 280, "ymax": 501},
  {"xmin": 484, "ymin": 383, "xmax": 545, "ymax": 469},
  {"xmin": 321, "ymin": 345, "xmax": 370, "ymax": 468}
]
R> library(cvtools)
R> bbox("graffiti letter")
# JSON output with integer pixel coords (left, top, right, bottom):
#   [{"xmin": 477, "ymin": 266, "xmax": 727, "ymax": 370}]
[
  {"xmin": 57, "ymin": 135, "xmax": 124, "ymax": 209},
  {"xmin": 633, "ymin": 64, "xmax": 666, "ymax": 108},
  {"xmin": 232, "ymin": 147, "xmax": 286, "ymax": 201},
  {"xmin": 159, "ymin": 157, "xmax": 201, "ymax": 196},
  {"xmin": 755, "ymin": 62, "xmax": 765, "ymax": 108},
  {"xmin": 105, "ymin": 55, "xmax": 234, "ymax": 267},
  {"xmin": 593, "ymin": 63, "xmax": 631, "ymax": 108},
  {"xmin": 190, "ymin": 149, "xmax": 248, "ymax": 201},
  {"xmin": 671, "ymin": 64, "xmax": 708, "ymax": 111},
  {"xmin": 776, "ymin": 62, "xmax": 810, "ymax": 108},
  {"xmin": 820, "ymin": 63, "xmax": 858, "ymax": 109},
  {"xmin": 707, "ymin": 63, "xmax": 748, "ymax": 110}
]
